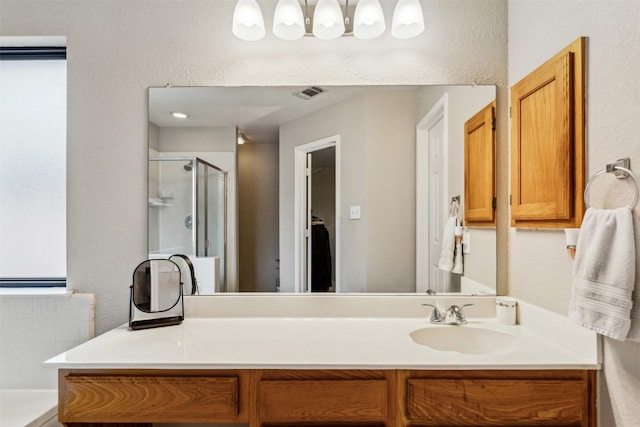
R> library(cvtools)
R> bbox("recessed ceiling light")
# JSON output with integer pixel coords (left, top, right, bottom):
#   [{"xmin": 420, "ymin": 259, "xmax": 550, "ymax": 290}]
[{"xmin": 171, "ymin": 111, "xmax": 189, "ymax": 119}]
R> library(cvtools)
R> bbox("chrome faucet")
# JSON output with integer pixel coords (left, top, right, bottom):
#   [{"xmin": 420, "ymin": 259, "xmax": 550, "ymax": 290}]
[
  {"xmin": 444, "ymin": 304, "xmax": 474, "ymax": 325},
  {"xmin": 421, "ymin": 304, "xmax": 443, "ymax": 323},
  {"xmin": 422, "ymin": 303, "xmax": 473, "ymax": 325}
]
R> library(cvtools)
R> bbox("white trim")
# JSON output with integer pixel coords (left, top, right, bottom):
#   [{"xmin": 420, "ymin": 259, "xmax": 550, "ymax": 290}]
[
  {"xmin": 0, "ymin": 36, "xmax": 67, "ymax": 47},
  {"xmin": 416, "ymin": 94, "xmax": 448, "ymax": 293},
  {"xmin": 0, "ymin": 288, "xmax": 70, "ymax": 296},
  {"xmin": 294, "ymin": 135, "xmax": 341, "ymax": 294}
]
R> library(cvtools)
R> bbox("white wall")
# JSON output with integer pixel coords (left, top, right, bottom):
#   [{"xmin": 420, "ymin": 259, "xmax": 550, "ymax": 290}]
[
  {"xmin": 279, "ymin": 90, "xmax": 417, "ymax": 293},
  {"xmin": 237, "ymin": 142, "xmax": 280, "ymax": 292},
  {"xmin": 508, "ymin": 2, "xmax": 640, "ymax": 426},
  {"xmin": 0, "ymin": 0, "xmax": 507, "ymax": 332},
  {"xmin": 280, "ymin": 95, "xmax": 367, "ymax": 292},
  {"xmin": 363, "ymin": 91, "xmax": 417, "ymax": 293}
]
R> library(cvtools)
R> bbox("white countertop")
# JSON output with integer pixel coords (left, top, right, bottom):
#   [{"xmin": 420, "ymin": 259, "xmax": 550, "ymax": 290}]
[{"xmin": 45, "ymin": 316, "xmax": 599, "ymax": 370}]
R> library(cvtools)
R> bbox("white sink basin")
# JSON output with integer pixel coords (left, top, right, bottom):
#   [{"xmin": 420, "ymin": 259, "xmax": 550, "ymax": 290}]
[{"xmin": 410, "ymin": 325, "xmax": 521, "ymax": 355}]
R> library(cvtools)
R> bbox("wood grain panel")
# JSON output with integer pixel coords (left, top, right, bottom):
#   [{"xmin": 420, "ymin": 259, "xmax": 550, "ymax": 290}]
[
  {"xmin": 259, "ymin": 379, "xmax": 388, "ymax": 423},
  {"xmin": 511, "ymin": 52, "xmax": 573, "ymax": 221},
  {"xmin": 465, "ymin": 101, "xmax": 496, "ymax": 226},
  {"xmin": 61, "ymin": 374, "xmax": 239, "ymax": 423},
  {"xmin": 406, "ymin": 378, "xmax": 586, "ymax": 426}
]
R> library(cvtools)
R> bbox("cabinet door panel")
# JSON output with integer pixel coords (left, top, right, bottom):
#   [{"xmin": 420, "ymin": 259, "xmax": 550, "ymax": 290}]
[
  {"xmin": 61, "ymin": 375, "xmax": 239, "ymax": 423},
  {"xmin": 406, "ymin": 378, "xmax": 586, "ymax": 426},
  {"xmin": 259, "ymin": 379, "xmax": 388, "ymax": 423},
  {"xmin": 465, "ymin": 101, "xmax": 496, "ymax": 225},
  {"xmin": 511, "ymin": 52, "xmax": 574, "ymax": 222}
]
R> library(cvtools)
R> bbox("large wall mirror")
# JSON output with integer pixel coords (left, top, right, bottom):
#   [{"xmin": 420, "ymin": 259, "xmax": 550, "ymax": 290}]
[{"xmin": 148, "ymin": 85, "xmax": 497, "ymax": 296}]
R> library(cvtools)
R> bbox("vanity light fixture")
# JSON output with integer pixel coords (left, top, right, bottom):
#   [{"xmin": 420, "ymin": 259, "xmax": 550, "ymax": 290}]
[
  {"xmin": 273, "ymin": 0, "xmax": 307, "ymax": 40},
  {"xmin": 391, "ymin": 0, "xmax": 425, "ymax": 39},
  {"xmin": 170, "ymin": 111, "xmax": 189, "ymax": 119},
  {"xmin": 232, "ymin": 0, "xmax": 424, "ymax": 41},
  {"xmin": 312, "ymin": 0, "xmax": 346, "ymax": 40},
  {"xmin": 232, "ymin": 0, "xmax": 267, "ymax": 41},
  {"xmin": 237, "ymin": 134, "xmax": 247, "ymax": 145},
  {"xmin": 353, "ymin": 0, "xmax": 386, "ymax": 40}
]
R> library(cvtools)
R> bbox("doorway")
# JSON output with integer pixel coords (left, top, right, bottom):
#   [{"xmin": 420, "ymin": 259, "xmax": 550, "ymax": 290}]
[
  {"xmin": 416, "ymin": 94, "xmax": 449, "ymax": 293},
  {"xmin": 294, "ymin": 136, "xmax": 341, "ymax": 293}
]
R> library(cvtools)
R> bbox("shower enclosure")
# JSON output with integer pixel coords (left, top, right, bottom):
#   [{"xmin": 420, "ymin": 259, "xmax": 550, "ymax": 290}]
[{"xmin": 148, "ymin": 157, "xmax": 227, "ymax": 290}]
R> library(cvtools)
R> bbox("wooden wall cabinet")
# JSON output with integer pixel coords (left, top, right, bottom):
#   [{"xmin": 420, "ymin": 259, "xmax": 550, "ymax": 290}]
[
  {"xmin": 510, "ymin": 37, "xmax": 585, "ymax": 228},
  {"xmin": 57, "ymin": 368, "xmax": 596, "ymax": 427},
  {"xmin": 464, "ymin": 101, "xmax": 496, "ymax": 226}
]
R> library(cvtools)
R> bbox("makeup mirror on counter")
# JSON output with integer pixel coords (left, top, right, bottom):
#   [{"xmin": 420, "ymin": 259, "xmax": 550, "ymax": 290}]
[
  {"xmin": 129, "ymin": 259, "xmax": 184, "ymax": 330},
  {"xmin": 148, "ymin": 85, "xmax": 497, "ymax": 296}
]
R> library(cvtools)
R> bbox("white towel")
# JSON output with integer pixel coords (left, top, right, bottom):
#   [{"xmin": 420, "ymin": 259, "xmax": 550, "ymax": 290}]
[
  {"xmin": 438, "ymin": 216, "xmax": 457, "ymax": 271},
  {"xmin": 452, "ymin": 225, "xmax": 464, "ymax": 274},
  {"xmin": 569, "ymin": 207, "xmax": 635, "ymax": 341},
  {"xmin": 626, "ymin": 212, "xmax": 640, "ymax": 341},
  {"xmin": 452, "ymin": 242, "xmax": 464, "ymax": 274}
]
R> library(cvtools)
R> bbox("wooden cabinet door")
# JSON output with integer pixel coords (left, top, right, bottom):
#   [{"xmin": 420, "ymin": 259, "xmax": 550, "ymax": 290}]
[
  {"xmin": 510, "ymin": 37, "xmax": 585, "ymax": 228},
  {"xmin": 464, "ymin": 101, "xmax": 496, "ymax": 226},
  {"xmin": 512, "ymin": 52, "xmax": 573, "ymax": 221},
  {"xmin": 398, "ymin": 370, "xmax": 596, "ymax": 427},
  {"xmin": 58, "ymin": 369, "xmax": 249, "ymax": 425}
]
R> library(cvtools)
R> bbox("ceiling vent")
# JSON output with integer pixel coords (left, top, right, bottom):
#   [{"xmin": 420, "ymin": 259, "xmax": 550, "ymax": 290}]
[{"xmin": 293, "ymin": 86, "xmax": 326, "ymax": 100}]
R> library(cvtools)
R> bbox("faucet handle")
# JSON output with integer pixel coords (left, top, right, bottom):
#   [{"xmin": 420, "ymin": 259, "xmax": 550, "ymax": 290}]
[
  {"xmin": 421, "ymin": 303, "xmax": 443, "ymax": 323},
  {"xmin": 456, "ymin": 304, "xmax": 474, "ymax": 324}
]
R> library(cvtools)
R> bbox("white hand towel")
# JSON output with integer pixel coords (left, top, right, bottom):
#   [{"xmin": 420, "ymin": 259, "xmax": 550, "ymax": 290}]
[
  {"xmin": 626, "ymin": 212, "xmax": 640, "ymax": 341},
  {"xmin": 569, "ymin": 207, "xmax": 635, "ymax": 341},
  {"xmin": 452, "ymin": 243, "xmax": 464, "ymax": 274},
  {"xmin": 438, "ymin": 216, "xmax": 457, "ymax": 271}
]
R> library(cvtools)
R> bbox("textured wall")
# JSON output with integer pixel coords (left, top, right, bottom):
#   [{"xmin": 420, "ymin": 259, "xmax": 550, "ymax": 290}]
[
  {"xmin": 0, "ymin": 293, "xmax": 94, "ymax": 389},
  {"xmin": 0, "ymin": 0, "xmax": 507, "ymax": 334},
  {"xmin": 508, "ymin": 2, "xmax": 640, "ymax": 425}
]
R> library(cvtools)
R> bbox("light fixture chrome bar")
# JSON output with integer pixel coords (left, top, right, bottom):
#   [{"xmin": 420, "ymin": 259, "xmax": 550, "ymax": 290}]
[{"xmin": 301, "ymin": 4, "xmax": 356, "ymax": 36}]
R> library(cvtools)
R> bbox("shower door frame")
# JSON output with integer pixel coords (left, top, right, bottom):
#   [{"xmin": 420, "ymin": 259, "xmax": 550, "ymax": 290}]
[{"xmin": 149, "ymin": 156, "xmax": 228, "ymax": 289}]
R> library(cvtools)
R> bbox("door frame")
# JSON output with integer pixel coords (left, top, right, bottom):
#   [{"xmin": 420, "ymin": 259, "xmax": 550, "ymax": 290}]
[
  {"xmin": 416, "ymin": 94, "xmax": 449, "ymax": 293},
  {"xmin": 294, "ymin": 135, "xmax": 341, "ymax": 293}
]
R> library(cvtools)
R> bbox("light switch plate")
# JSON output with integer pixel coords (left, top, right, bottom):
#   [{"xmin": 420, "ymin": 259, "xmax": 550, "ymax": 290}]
[{"xmin": 350, "ymin": 206, "xmax": 361, "ymax": 220}]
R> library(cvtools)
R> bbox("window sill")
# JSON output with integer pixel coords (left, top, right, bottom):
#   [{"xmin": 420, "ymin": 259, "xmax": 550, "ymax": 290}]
[{"xmin": 0, "ymin": 287, "xmax": 70, "ymax": 296}]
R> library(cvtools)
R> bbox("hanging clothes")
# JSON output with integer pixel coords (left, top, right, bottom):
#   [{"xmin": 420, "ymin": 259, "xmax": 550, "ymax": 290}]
[{"xmin": 311, "ymin": 219, "xmax": 332, "ymax": 292}]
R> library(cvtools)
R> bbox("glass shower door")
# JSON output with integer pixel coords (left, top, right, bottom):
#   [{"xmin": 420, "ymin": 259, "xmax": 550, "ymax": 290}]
[{"xmin": 195, "ymin": 159, "xmax": 227, "ymax": 290}]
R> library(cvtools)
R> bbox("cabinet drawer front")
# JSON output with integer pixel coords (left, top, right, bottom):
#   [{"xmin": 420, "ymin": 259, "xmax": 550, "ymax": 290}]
[
  {"xmin": 61, "ymin": 375, "xmax": 239, "ymax": 423},
  {"xmin": 259, "ymin": 379, "xmax": 388, "ymax": 422},
  {"xmin": 407, "ymin": 379, "xmax": 586, "ymax": 425}
]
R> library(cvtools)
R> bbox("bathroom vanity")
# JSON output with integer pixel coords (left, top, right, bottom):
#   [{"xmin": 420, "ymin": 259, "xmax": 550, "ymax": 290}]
[{"xmin": 46, "ymin": 295, "xmax": 599, "ymax": 427}]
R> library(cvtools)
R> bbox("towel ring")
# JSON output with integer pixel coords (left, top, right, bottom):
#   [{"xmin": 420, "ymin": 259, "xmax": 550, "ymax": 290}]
[{"xmin": 584, "ymin": 165, "xmax": 639, "ymax": 209}]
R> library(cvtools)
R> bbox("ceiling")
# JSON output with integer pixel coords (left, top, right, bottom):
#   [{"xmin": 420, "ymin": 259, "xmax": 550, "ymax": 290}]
[{"xmin": 148, "ymin": 85, "xmax": 417, "ymax": 144}]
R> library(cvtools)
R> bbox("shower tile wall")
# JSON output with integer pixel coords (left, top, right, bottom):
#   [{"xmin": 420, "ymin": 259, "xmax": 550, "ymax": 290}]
[{"xmin": 0, "ymin": 292, "xmax": 95, "ymax": 389}]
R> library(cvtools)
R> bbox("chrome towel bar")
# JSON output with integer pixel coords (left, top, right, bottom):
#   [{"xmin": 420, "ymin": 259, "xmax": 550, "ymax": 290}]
[{"xmin": 584, "ymin": 158, "xmax": 639, "ymax": 209}]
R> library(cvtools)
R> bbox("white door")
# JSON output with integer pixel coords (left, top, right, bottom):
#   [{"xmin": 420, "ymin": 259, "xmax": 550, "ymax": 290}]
[
  {"xmin": 294, "ymin": 136, "xmax": 341, "ymax": 293},
  {"xmin": 416, "ymin": 94, "xmax": 448, "ymax": 293},
  {"xmin": 427, "ymin": 117, "xmax": 448, "ymax": 293}
]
